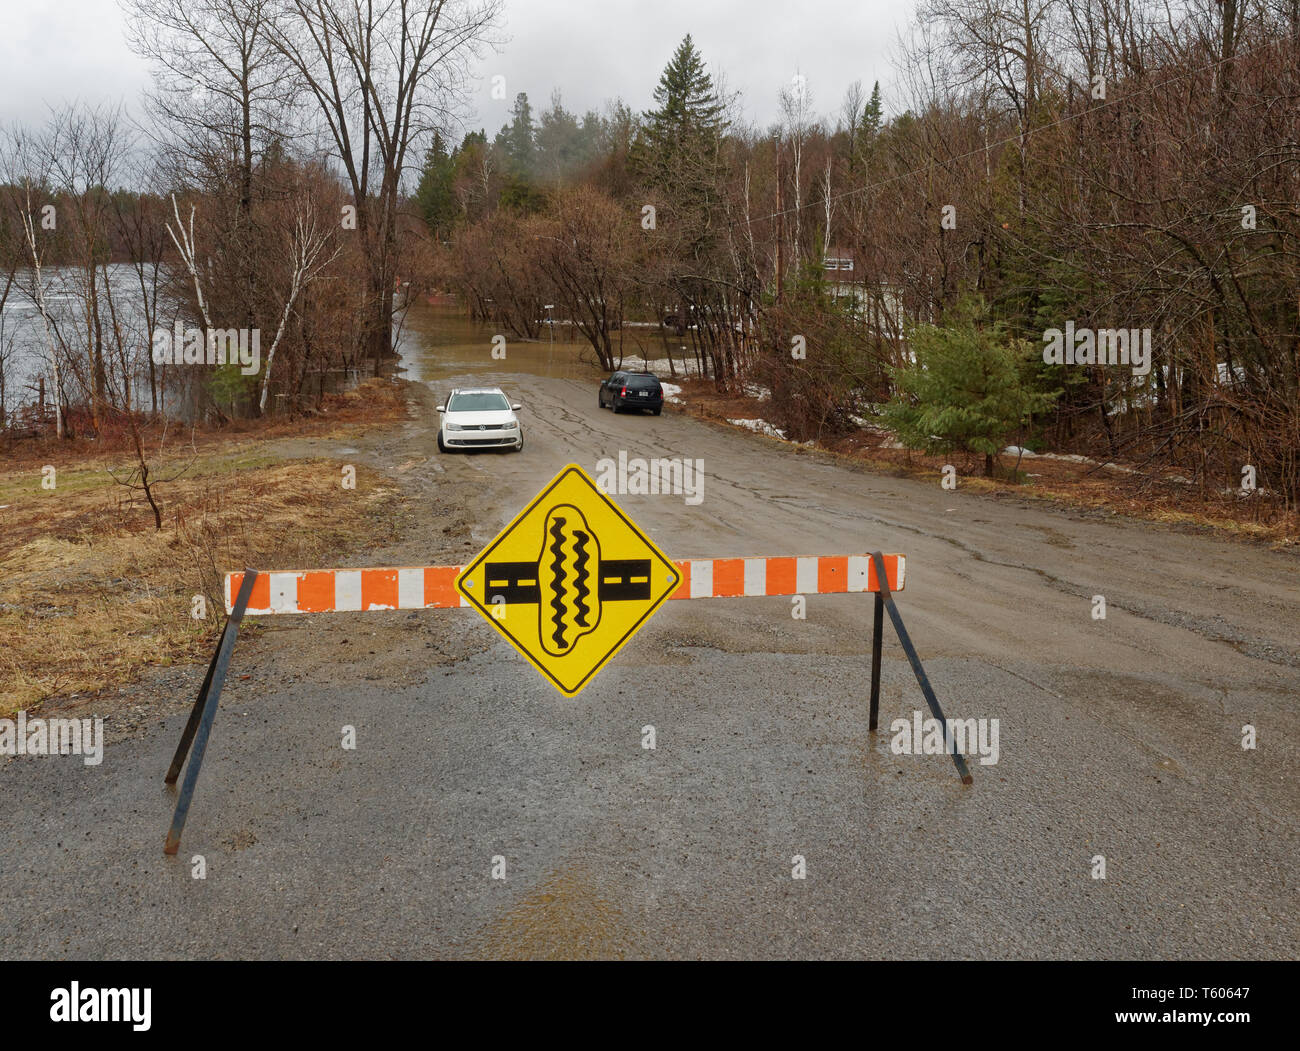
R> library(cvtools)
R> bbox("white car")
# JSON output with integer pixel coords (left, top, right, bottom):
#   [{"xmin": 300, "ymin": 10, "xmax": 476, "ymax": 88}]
[{"xmin": 437, "ymin": 387, "xmax": 524, "ymax": 452}]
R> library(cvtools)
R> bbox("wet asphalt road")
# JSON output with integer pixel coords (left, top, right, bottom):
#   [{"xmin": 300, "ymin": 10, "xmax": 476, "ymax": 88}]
[{"xmin": 2, "ymin": 368, "xmax": 1297, "ymax": 959}]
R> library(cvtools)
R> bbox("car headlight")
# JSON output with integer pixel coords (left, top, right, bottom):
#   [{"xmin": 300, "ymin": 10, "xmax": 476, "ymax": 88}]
[{"xmin": 446, "ymin": 422, "xmax": 464, "ymax": 431}]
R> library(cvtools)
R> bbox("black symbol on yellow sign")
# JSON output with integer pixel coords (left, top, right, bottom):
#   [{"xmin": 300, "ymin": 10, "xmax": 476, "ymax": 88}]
[{"xmin": 457, "ymin": 465, "xmax": 680, "ymax": 696}]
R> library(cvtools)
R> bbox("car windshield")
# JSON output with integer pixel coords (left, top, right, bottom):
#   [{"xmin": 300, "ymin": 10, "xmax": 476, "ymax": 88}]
[
  {"xmin": 448, "ymin": 391, "xmax": 509, "ymax": 412},
  {"xmin": 625, "ymin": 375, "xmax": 660, "ymax": 389}
]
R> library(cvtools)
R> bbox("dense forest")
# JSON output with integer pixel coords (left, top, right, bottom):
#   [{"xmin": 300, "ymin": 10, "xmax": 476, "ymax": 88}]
[
  {"xmin": 0, "ymin": 0, "xmax": 493, "ymax": 434},
  {"xmin": 1, "ymin": 0, "xmax": 1297, "ymax": 514},
  {"xmin": 430, "ymin": 6, "xmax": 1300, "ymax": 511}
]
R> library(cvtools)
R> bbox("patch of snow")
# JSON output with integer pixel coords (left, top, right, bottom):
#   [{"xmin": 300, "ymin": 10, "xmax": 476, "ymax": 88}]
[
  {"xmin": 1217, "ymin": 361, "xmax": 1247, "ymax": 385},
  {"xmin": 1003, "ymin": 446, "xmax": 1037, "ymax": 457},
  {"xmin": 727, "ymin": 418, "xmax": 787, "ymax": 440},
  {"xmin": 623, "ymin": 356, "xmax": 706, "ymax": 378},
  {"xmin": 660, "ymin": 382, "xmax": 683, "ymax": 403}
]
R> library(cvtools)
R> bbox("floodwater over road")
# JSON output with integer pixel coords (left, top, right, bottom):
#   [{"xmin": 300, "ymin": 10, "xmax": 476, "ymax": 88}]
[
  {"xmin": 395, "ymin": 301, "xmax": 681, "ymax": 388},
  {"xmin": 397, "ymin": 303, "xmax": 595, "ymax": 387}
]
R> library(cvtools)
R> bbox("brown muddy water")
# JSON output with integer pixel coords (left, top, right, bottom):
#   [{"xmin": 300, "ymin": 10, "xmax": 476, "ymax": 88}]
[{"xmin": 395, "ymin": 301, "xmax": 684, "ymax": 388}]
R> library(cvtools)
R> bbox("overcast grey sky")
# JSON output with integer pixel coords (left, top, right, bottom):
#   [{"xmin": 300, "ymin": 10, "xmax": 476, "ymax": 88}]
[{"xmin": 0, "ymin": 0, "xmax": 909, "ymax": 136}]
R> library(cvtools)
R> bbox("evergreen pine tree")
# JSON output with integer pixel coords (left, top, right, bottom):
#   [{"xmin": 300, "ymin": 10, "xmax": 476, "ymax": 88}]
[
  {"xmin": 882, "ymin": 298, "xmax": 1059, "ymax": 477},
  {"xmin": 414, "ymin": 133, "xmax": 458, "ymax": 238},
  {"xmin": 494, "ymin": 92, "xmax": 536, "ymax": 177},
  {"xmin": 535, "ymin": 93, "xmax": 583, "ymax": 182},
  {"xmin": 634, "ymin": 34, "xmax": 726, "ymax": 194},
  {"xmin": 861, "ymin": 81, "xmax": 883, "ymax": 138},
  {"xmin": 644, "ymin": 34, "xmax": 724, "ymax": 140}
]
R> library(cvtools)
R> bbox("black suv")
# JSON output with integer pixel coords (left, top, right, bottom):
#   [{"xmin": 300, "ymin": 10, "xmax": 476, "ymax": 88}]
[{"xmin": 599, "ymin": 371, "xmax": 664, "ymax": 415}]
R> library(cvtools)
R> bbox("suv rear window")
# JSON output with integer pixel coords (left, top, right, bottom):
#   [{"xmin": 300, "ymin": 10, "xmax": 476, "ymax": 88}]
[{"xmin": 625, "ymin": 375, "xmax": 661, "ymax": 390}]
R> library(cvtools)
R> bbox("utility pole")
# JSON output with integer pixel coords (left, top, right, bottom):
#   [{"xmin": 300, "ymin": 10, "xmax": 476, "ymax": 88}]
[{"xmin": 776, "ymin": 138, "xmax": 785, "ymax": 303}]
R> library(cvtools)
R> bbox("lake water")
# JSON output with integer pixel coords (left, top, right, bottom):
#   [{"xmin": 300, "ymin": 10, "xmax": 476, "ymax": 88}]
[
  {"xmin": 0, "ymin": 264, "xmax": 166, "ymax": 416},
  {"xmin": 0, "ymin": 282, "xmax": 685, "ymax": 422}
]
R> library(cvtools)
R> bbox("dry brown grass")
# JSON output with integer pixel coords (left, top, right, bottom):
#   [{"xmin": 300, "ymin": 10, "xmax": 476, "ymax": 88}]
[
  {"xmin": 0, "ymin": 379, "xmax": 409, "ymax": 716},
  {"xmin": 0, "ymin": 376, "xmax": 408, "ymax": 473}
]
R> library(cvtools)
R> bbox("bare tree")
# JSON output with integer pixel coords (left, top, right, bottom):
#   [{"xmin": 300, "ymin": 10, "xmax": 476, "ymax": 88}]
[
  {"xmin": 2, "ymin": 126, "xmax": 65, "ymax": 438},
  {"xmin": 778, "ymin": 73, "xmax": 815, "ymax": 271},
  {"xmin": 535, "ymin": 186, "xmax": 641, "ymax": 371},
  {"xmin": 109, "ymin": 163, "xmax": 170, "ymax": 416},
  {"xmin": 258, "ymin": 197, "xmax": 340, "ymax": 411},
  {"xmin": 123, "ymin": 0, "xmax": 299, "ymax": 334},
  {"xmin": 165, "ymin": 195, "xmax": 217, "ymax": 333},
  {"xmin": 269, "ymin": 0, "xmax": 502, "ymax": 368},
  {"xmin": 43, "ymin": 104, "xmax": 131, "ymax": 430}
]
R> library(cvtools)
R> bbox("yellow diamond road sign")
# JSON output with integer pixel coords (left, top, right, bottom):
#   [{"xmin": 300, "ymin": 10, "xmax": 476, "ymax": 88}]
[{"xmin": 456, "ymin": 464, "xmax": 681, "ymax": 696}]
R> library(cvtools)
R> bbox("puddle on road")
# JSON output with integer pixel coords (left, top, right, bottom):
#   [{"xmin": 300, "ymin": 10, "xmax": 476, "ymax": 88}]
[
  {"xmin": 1023, "ymin": 524, "xmax": 1076, "ymax": 550},
  {"xmin": 466, "ymin": 865, "xmax": 634, "ymax": 960},
  {"xmin": 858, "ymin": 725, "xmax": 913, "ymax": 787}
]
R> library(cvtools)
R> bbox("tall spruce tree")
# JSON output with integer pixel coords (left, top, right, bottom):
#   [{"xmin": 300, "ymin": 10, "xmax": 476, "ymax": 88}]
[
  {"xmin": 414, "ymin": 133, "xmax": 458, "ymax": 238},
  {"xmin": 494, "ymin": 92, "xmax": 536, "ymax": 177},
  {"xmin": 535, "ymin": 93, "xmax": 584, "ymax": 182},
  {"xmin": 634, "ymin": 34, "xmax": 726, "ymax": 197},
  {"xmin": 860, "ymin": 81, "xmax": 883, "ymax": 138}
]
